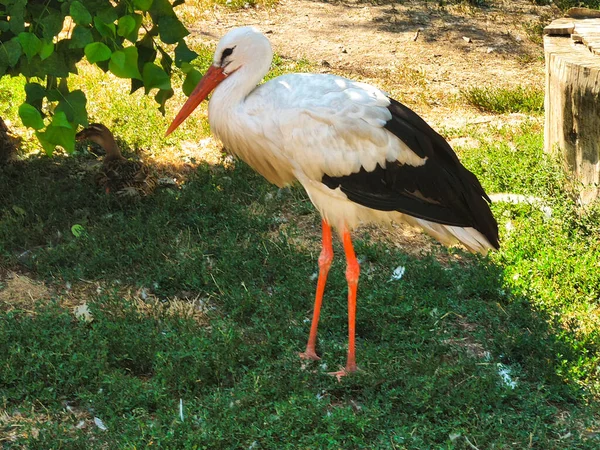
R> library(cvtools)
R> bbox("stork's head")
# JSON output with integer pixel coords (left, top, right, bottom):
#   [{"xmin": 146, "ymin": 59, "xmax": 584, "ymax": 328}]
[
  {"xmin": 214, "ymin": 26, "xmax": 272, "ymax": 76},
  {"xmin": 166, "ymin": 26, "xmax": 272, "ymax": 136}
]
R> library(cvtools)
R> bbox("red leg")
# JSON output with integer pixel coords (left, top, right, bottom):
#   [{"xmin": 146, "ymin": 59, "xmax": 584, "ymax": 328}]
[
  {"xmin": 329, "ymin": 227, "xmax": 360, "ymax": 380},
  {"xmin": 300, "ymin": 219, "xmax": 333, "ymax": 361}
]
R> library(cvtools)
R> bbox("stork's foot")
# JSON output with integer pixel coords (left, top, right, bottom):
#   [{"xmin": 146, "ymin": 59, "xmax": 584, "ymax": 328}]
[
  {"xmin": 328, "ymin": 364, "xmax": 359, "ymax": 382},
  {"xmin": 299, "ymin": 349, "xmax": 321, "ymax": 361}
]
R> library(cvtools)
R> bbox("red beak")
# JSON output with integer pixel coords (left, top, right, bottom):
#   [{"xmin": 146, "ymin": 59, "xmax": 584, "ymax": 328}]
[{"xmin": 165, "ymin": 65, "xmax": 227, "ymax": 136}]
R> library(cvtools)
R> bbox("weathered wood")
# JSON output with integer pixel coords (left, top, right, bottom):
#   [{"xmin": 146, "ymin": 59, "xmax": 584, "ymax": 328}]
[
  {"xmin": 544, "ymin": 18, "xmax": 600, "ymax": 204},
  {"xmin": 544, "ymin": 18, "xmax": 575, "ymax": 36}
]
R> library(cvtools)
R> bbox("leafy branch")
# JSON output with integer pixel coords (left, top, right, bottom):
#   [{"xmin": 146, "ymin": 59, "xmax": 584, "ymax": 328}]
[{"xmin": 0, "ymin": 0, "xmax": 198, "ymax": 155}]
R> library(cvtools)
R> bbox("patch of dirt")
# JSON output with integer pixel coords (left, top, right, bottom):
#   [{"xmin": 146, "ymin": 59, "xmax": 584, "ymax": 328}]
[
  {"xmin": 184, "ymin": 0, "xmax": 555, "ymax": 123},
  {"xmin": 0, "ymin": 272, "xmax": 52, "ymax": 312}
]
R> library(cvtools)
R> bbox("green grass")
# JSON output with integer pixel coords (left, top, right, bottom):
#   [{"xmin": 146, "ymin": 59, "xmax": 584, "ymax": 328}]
[
  {"xmin": 462, "ymin": 85, "xmax": 545, "ymax": 114},
  {"xmin": 2, "ymin": 117, "xmax": 600, "ymax": 447},
  {"xmin": 532, "ymin": 0, "xmax": 600, "ymax": 11},
  {"xmin": 1, "ymin": 37, "xmax": 600, "ymax": 448}
]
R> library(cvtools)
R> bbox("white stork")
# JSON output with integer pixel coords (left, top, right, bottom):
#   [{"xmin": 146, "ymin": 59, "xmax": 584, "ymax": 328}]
[{"xmin": 166, "ymin": 26, "xmax": 499, "ymax": 379}]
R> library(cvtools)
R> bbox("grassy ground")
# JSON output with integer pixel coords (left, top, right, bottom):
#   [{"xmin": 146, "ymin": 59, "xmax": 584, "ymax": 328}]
[{"xmin": 2, "ymin": 9, "xmax": 600, "ymax": 450}]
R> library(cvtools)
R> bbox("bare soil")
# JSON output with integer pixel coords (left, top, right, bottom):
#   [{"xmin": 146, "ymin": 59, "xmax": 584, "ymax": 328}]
[{"xmin": 184, "ymin": 0, "xmax": 556, "ymax": 125}]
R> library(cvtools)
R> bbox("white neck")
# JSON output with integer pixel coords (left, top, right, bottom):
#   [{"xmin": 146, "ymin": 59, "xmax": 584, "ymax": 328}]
[{"xmin": 209, "ymin": 59, "xmax": 271, "ymax": 113}]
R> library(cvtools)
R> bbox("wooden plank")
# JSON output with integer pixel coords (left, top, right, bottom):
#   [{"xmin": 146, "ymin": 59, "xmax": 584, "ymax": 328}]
[
  {"xmin": 581, "ymin": 36, "xmax": 600, "ymax": 46},
  {"xmin": 544, "ymin": 19, "xmax": 575, "ymax": 36},
  {"xmin": 586, "ymin": 41, "xmax": 600, "ymax": 53},
  {"xmin": 571, "ymin": 19, "xmax": 600, "ymax": 55}
]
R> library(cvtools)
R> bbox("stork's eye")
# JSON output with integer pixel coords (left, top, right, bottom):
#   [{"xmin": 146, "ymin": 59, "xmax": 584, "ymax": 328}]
[{"xmin": 221, "ymin": 47, "xmax": 234, "ymax": 60}]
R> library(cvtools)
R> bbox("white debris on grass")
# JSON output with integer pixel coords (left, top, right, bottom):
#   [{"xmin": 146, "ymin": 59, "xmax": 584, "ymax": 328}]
[
  {"xmin": 73, "ymin": 303, "xmax": 93, "ymax": 322},
  {"xmin": 449, "ymin": 432, "xmax": 461, "ymax": 442},
  {"xmin": 179, "ymin": 398, "xmax": 184, "ymax": 422},
  {"xmin": 94, "ymin": 417, "xmax": 108, "ymax": 431},
  {"xmin": 497, "ymin": 363, "xmax": 518, "ymax": 389},
  {"xmin": 389, "ymin": 265, "xmax": 406, "ymax": 281},
  {"xmin": 310, "ymin": 271, "xmax": 318, "ymax": 281}
]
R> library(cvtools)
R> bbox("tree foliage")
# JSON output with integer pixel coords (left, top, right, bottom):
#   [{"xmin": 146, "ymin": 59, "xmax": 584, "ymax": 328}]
[{"xmin": 0, "ymin": 0, "xmax": 199, "ymax": 155}]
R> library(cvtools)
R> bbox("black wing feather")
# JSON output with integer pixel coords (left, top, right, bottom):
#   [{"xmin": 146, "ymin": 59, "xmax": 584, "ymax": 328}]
[{"xmin": 321, "ymin": 98, "xmax": 499, "ymax": 249}]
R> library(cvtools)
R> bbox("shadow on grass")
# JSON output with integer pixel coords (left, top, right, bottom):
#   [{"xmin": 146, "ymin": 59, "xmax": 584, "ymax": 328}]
[{"xmin": 0, "ymin": 153, "xmax": 599, "ymax": 447}]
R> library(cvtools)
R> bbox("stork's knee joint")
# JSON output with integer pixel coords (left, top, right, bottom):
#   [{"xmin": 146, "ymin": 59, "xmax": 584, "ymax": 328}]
[
  {"xmin": 346, "ymin": 259, "xmax": 360, "ymax": 284},
  {"xmin": 318, "ymin": 247, "xmax": 333, "ymax": 269}
]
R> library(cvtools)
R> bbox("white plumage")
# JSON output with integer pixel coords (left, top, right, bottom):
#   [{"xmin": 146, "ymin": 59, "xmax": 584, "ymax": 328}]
[{"xmin": 167, "ymin": 26, "xmax": 499, "ymax": 378}]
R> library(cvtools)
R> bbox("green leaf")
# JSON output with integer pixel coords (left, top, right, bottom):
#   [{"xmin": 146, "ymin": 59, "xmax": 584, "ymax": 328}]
[
  {"xmin": 56, "ymin": 90, "xmax": 88, "ymax": 127},
  {"xmin": 124, "ymin": 14, "xmax": 143, "ymax": 42},
  {"xmin": 175, "ymin": 40, "xmax": 198, "ymax": 66},
  {"xmin": 117, "ymin": 15, "xmax": 136, "ymax": 38},
  {"xmin": 18, "ymin": 32, "xmax": 42, "ymax": 59},
  {"xmin": 39, "ymin": 40, "xmax": 54, "ymax": 60},
  {"xmin": 109, "ymin": 47, "xmax": 142, "ymax": 80},
  {"xmin": 36, "ymin": 132, "xmax": 56, "ymax": 156},
  {"xmin": 130, "ymin": 78, "xmax": 144, "ymax": 94},
  {"xmin": 36, "ymin": 124, "xmax": 76, "ymax": 155},
  {"xmin": 0, "ymin": 38, "xmax": 23, "ymax": 68},
  {"xmin": 136, "ymin": 33, "xmax": 157, "ymax": 69},
  {"xmin": 52, "ymin": 111, "xmax": 73, "ymax": 129},
  {"xmin": 25, "ymin": 83, "xmax": 46, "ymax": 108},
  {"xmin": 70, "ymin": 1, "xmax": 92, "ymax": 26},
  {"xmin": 18, "ymin": 103, "xmax": 45, "ymax": 130},
  {"xmin": 43, "ymin": 52, "xmax": 69, "ymax": 77},
  {"xmin": 8, "ymin": 0, "xmax": 25, "ymax": 35},
  {"xmin": 42, "ymin": 13, "xmax": 64, "ymax": 40},
  {"xmin": 179, "ymin": 62, "xmax": 195, "ymax": 74},
  {"xmin": 96, "ymin": 7, "xmax": 119, "ymax": 24},
  {"xmin": 12, "ymin": 206, "xmax": 26, "ymax": 217},
  {"xmin": 142, "ymin": 62, "xmax": 171, "ymax": 92},
  {"xmin": 155, "ymin": 88, "xmax": 174, "ymax": 115},
  {"xmin": 182, "ymin": 68, "xmax": 202, "ymax": 97},
  {"xmin": 158, "ymin": 48, "xmax": 173, "ymax": 76},
  {"xmin": 149, "ymin": 0, "xmax": 174, "ymax": 16},
  {"xmin": 93, "ymin": 16, "xmax": 116, "ymax": 39},
  {"xmin": 85, "ymin": 42, "xmax": 112, "ymax": 64},
  {"xmin": 69, "ymin": 26, "xmax": 94, "ymax": 49},
  {"xmin": 71, "ymin": 224, "xmax": 86, "ymax": 238},
  {"xmin": 134, "ymin": 0, "xmax": 153, "ymax": 11},
  {"xmin": 158, "ymin": 16, "xmax": 188, "ymax": 44}
]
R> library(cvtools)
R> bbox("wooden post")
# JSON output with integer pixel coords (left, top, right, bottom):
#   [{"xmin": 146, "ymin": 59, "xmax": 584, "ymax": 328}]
[{"xmin": 544, "ymin": 12, "xmax": 600, "ymax": 204}]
